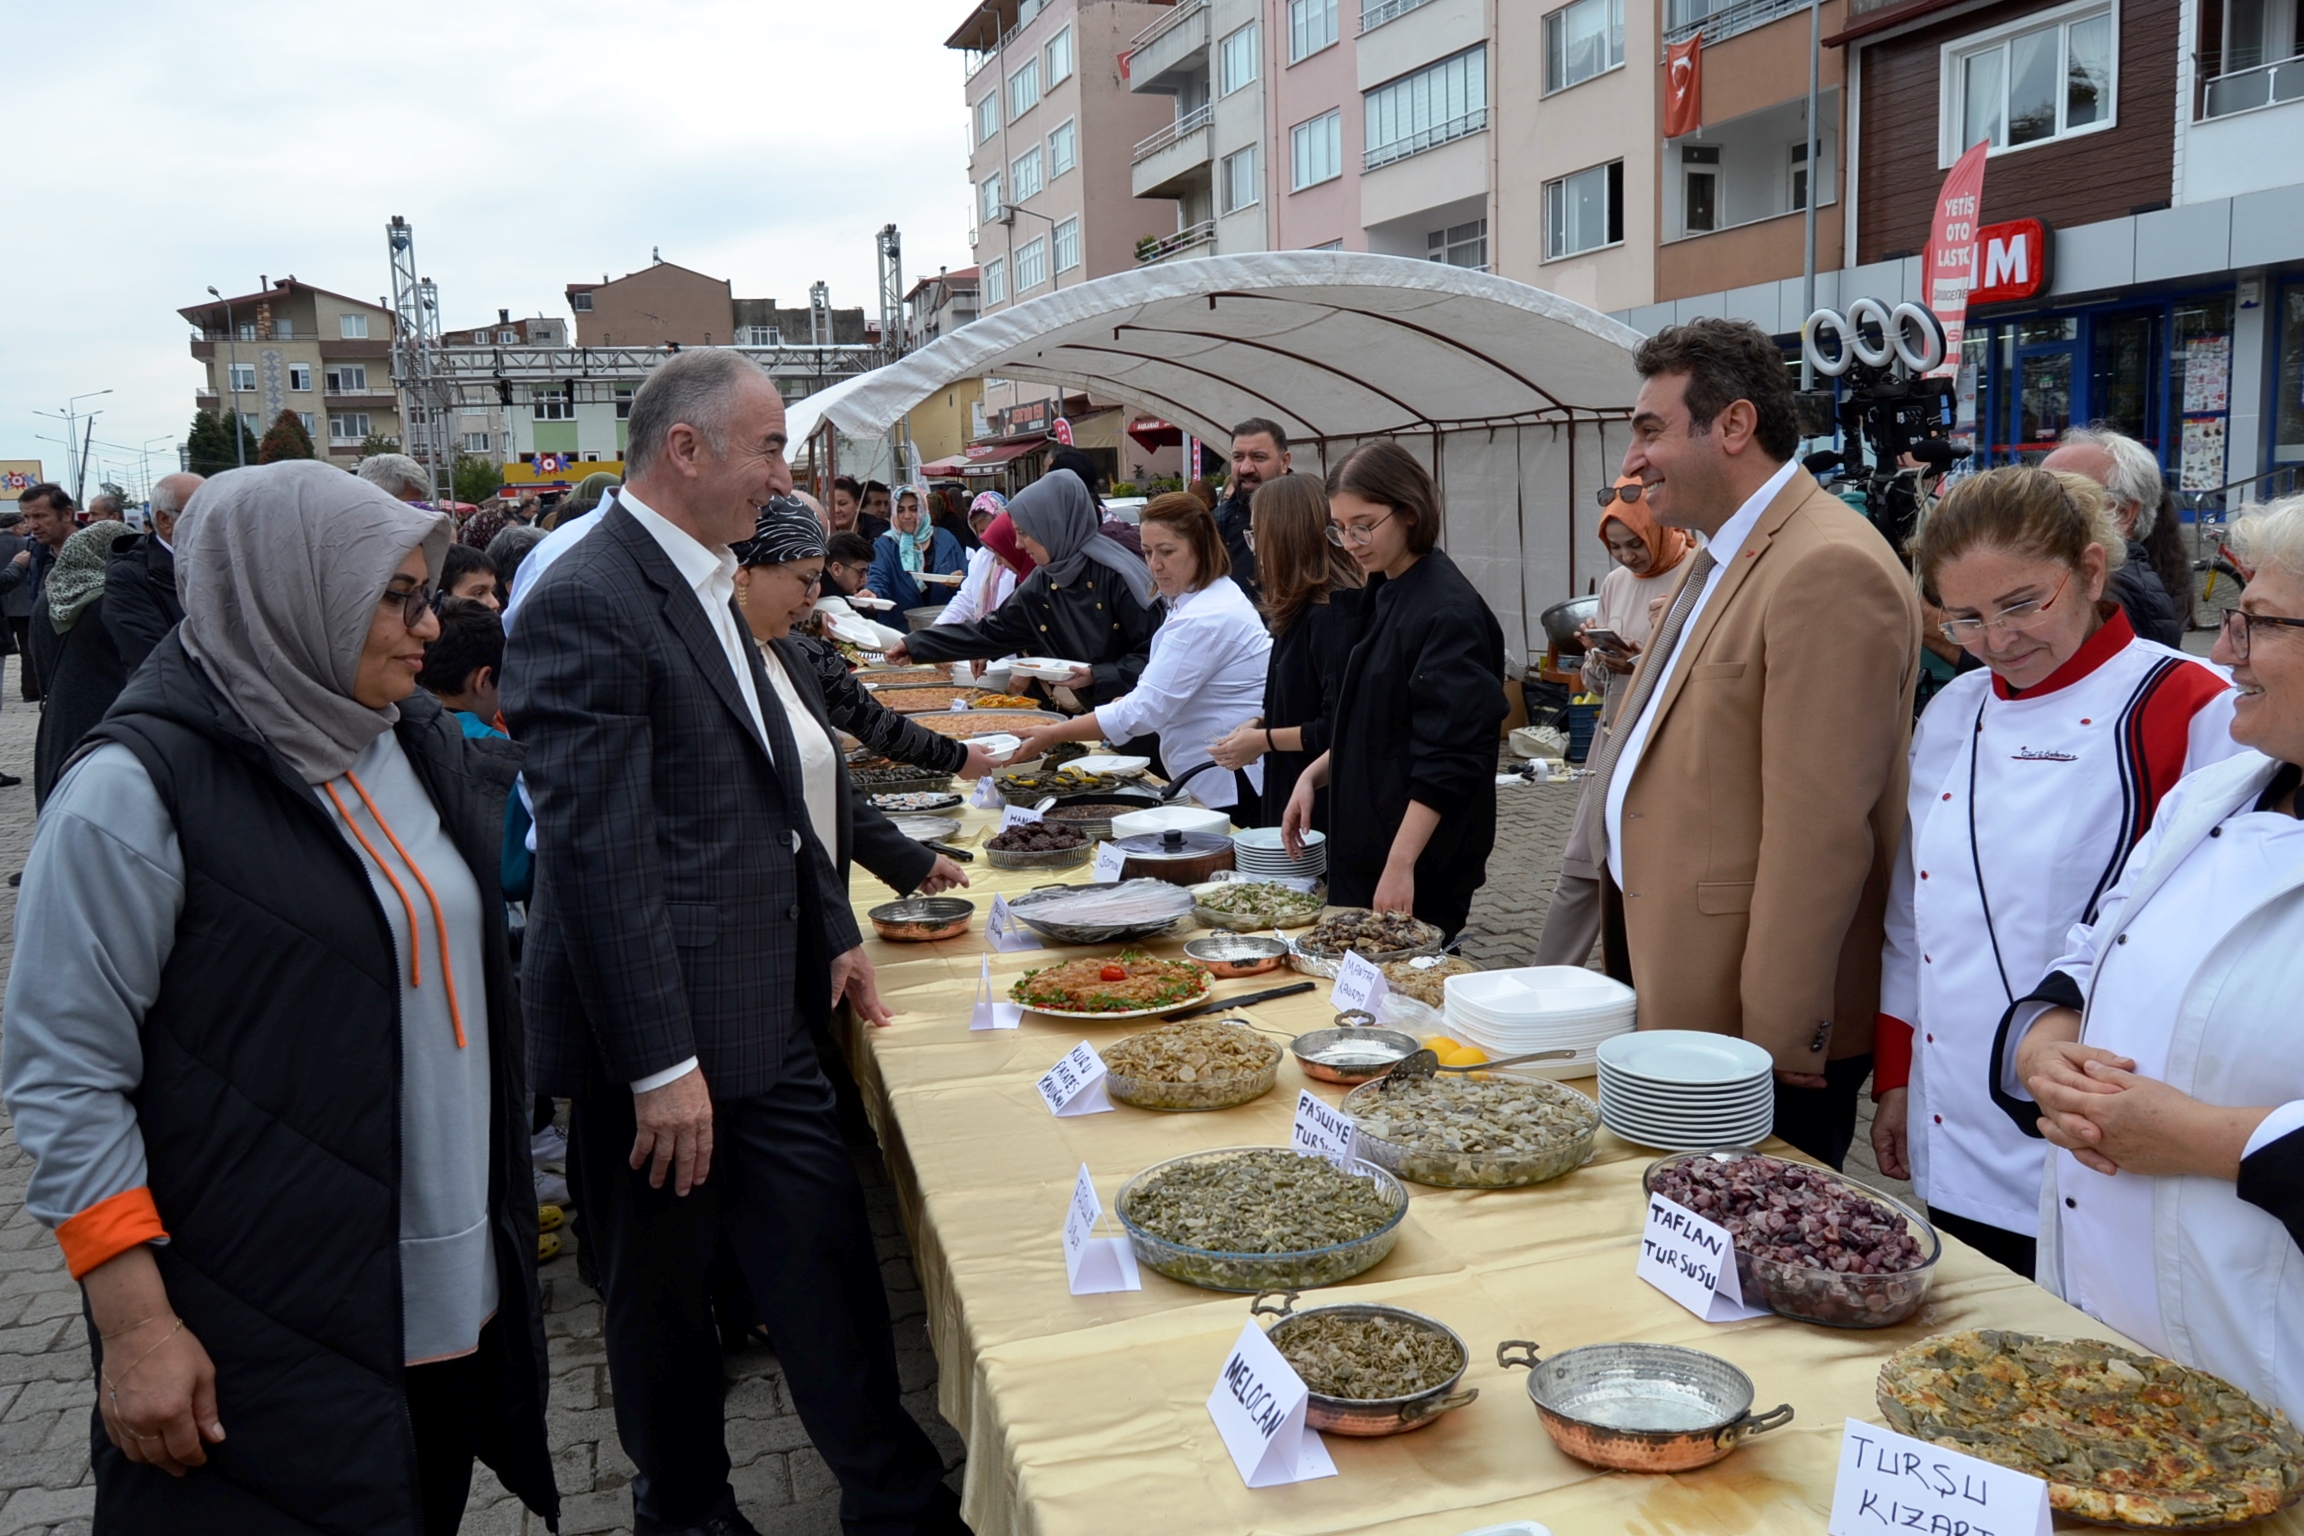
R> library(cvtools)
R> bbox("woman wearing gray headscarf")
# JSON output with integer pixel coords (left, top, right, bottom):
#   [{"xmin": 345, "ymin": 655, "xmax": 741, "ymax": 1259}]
[
  {"xmin": 0, "ymin": 461, "xmax": 558, "ymax": 1534},
  {"xmin": 888, "ymin": 468, "xmax": 1159, "ymax": 710},
  {"xmin": 29, "ymin": 519, "xmax": 138, "ymax": 805}
]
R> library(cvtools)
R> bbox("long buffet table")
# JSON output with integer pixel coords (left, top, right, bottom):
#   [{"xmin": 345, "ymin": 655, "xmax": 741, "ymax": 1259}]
[{"xmin": 835, "ymin": 797, "xmax": 2304, "ymax": 1536}]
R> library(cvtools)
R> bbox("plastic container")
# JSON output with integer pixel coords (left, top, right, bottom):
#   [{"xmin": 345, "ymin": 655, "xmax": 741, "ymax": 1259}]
[
  {"xmin": 1342, "ymin": 1076, "xmax": 1598, "ymax": 1188},
  {"xmin": 1641, "ymin": 1151, "xmax": 1942, "ymax": 1328},
  {"xmin": 1115, "ymin": 1147, "xmax": 1409, "ymax": 1292}
]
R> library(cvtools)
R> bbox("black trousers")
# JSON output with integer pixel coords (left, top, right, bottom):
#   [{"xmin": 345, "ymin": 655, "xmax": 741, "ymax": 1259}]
[
  {"xmin": 10, "ymin": 617, "xmax": 35, "ymax": 700},
  {"xmin": 404, "ymin": 1323, "xmax": 506, "ymax": 1536},
  {"xmin": 573, "ymin": 1050, "xmax": 964, "ymax": 1536},
  {"xmin": 1927, "ymin": 1204, "xmax": 2038, "ymax": 1279}
]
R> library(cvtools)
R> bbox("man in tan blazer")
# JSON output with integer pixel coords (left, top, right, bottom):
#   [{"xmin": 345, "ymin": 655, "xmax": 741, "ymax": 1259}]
[{"xmin": 1593, "ymin": 319, "xmax": 1920, "ymax": 1169}]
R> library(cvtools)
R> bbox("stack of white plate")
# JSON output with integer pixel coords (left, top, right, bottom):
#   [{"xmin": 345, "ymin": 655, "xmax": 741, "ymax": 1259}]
[
  {"xmin": 1232, "ymin": 826, "xmax": 1326, "ymax": 881},
  {"xmin": 1595, "ymin": 1032, "xmax": 1775, "ymax": 1151},
  {"xmin": 1441, "ymin": 968, "xmax": 1636, "ymax": 1079}
]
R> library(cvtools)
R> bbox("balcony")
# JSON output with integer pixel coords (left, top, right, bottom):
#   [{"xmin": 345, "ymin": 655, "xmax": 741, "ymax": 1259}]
[
  {"xmin": 1362, "ymin": 0, "xmax": 1439, "ymax": 32},
  {"xmin": 1132, "ymin": 103, "xmax": 1214, "ymax": 199},
  {"xmin": 2203, "ymin": 57, "xmax": 2304, "ymax": 118},
  {"xmin": 1365, "ymin": 107, "xmax": 1487, "ymax": 171},
  {"xmin": 1665, "ymin": 0, "xmax": 1817, "ymax": 48},
  {"xmin": 1130, "ymin": 0, "xmax": 1209, "ymax": 93},
  {"xmin": 1135, "ymin": 220, "xmax": 1217, "ymax": 264}
]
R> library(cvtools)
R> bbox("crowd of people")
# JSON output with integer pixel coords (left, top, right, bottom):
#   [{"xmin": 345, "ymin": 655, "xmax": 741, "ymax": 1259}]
[{"xmin": 3, "ymin": 314, "xmax": 2304, "ymax": 1531}]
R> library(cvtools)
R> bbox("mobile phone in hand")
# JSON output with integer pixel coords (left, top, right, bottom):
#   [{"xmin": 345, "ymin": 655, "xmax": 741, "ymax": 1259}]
[{"xmin": 1583, "ymin": 627, "xmax": 1632, "ymax": 655}]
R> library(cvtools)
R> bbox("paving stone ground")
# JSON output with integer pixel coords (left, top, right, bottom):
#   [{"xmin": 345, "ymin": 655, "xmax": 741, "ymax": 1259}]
[{"xmin": 0, "ymin": 672, "xmax": 1980, "ymax": 1531}]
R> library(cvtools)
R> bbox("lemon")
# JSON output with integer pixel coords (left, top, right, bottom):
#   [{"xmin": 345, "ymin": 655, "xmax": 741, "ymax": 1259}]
[
  {"xmin": 1438, "ymin": 1045, "xmax": 1489, "ymax": 1068},
  {"xmin": 1422, "ymin": 1036, "xmax": 1460, "ymax": 1054}
]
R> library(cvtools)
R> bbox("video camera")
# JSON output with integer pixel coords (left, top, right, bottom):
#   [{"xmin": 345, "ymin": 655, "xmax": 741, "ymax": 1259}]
[{"xmin": 1796, "ymin": 299, "xmax": 1967, "ymax": 557}]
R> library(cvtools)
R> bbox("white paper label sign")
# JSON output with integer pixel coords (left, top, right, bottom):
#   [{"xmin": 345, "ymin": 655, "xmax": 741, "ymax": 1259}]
[
  {"xmin": 1637, "ymin": 1195, "xmax": 1768, "ymax": 1322},
  {"xmin": 1329, "ymin": 950, "xmax": 1389, "ymax": 1015},
  {"xmin": 1206, "ymin": 1320, "xmax": 1338, "ymax": 1489},
  {"xmin": 1036, "ymin": 1041, "xmax": 1112, "ymax": 1117},
  {"xmin": 1828, "ymin": 1419, "xmax": 2052, "ymax": 1536},
  {"xmin": 1091, "ymin": 841, "xmax": 1127, "ymax": 883},
  {"xmin": 1291, "ymin": 1089, "xmax": 1360, "ymax": 1169},
  {"xmin": 969, "ymin": 775, "xmax": 1003, "ymax": 810},
  {"xmin": 986, "ymin": 894, "xmax": 1043, "ymax": 953},
  {"xmin": 999, "ymin": 803, "xmax": 1045, "ymax": 831},
  {"xmin": 968, "ymin": 954, "xmax": 1023, "ymax": 1031},
  {"xmin": 1061, "ymin": 1163, "xmax": 1141, "ymax": 1295}
]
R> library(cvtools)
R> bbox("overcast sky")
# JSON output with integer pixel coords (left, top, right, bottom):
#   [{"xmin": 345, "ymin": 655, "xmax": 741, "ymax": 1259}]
[{"xmin": 3, "ymin": 0, "xmax": 975, "ymax": 494}]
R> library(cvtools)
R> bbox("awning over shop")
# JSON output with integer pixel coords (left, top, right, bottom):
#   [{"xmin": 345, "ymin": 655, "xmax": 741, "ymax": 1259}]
[
  {"xmin": 797, "ymin": 252, "xmax": 1646, "ymax": 659},
  {"xmin": 1127, "ymin": 417, "xmax": 1182, "ymax": 454},
  {"xmin": 921, "ymin": 436, "xmax": 1047, "ymax": 477}
]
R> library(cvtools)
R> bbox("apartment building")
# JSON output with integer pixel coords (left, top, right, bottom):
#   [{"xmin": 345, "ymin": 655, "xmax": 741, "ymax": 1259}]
[
  {"xmin": 180, "ymin": 278, "xmax": 401, "ymax": 463},
  {"xmin": 437, "ymin": 310, "xmax": 569, "ymax": 463},
  {"xmin": 1126, "ymin": 0, "xmax": 1272, "ymax": 258}
]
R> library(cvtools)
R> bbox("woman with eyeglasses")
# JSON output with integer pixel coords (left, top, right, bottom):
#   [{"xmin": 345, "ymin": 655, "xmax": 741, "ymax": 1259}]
[
  {"xmin": 1870, "ymin": 466, "xmax": 2239, "ymax": 1279},
  {"xmin": 1987, "ymin": 494, "xmax": 2304, "ymax": 1422},
  {"xmin": 1280, "ymin": 442, "xmax": 1508, "ymax": 940},
  {"xmin": 0, "ymin": 461, "xmax": 558, "ymax": 1532}
]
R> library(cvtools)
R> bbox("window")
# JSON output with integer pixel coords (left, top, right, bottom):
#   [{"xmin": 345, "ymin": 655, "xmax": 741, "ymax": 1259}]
[
  {"xmin": 1220, "ymin": 23, "xmax": 1260, "ymax": 95},
  {"xmin": 1008, "ymin": 56, "xmax": 1040, "ymax": 119},
  {"xmin": 1290, "ymin": 0, "xmax": 1339, "ymax": 60},
  {"xmin": 1015, "ymin": 236, "xmax": 1049, "ymax": 292},
  {"xmin": 227, "ymin": 361, "xmax": 255, "ymax": 392},
  {"xmin": 2206, "ymin": 0, "xmax": 2304, "ymax": 112},
  {"xmin": 1054, "ymin": 216, "xmax": 1081, "ymax": 273},
  {"xmin": 235, "ymin": 323, "xmax": 257, "ymax": 341},
  {"xmin": 1291, "ymin": 108, "xmax": 1343, "ymax": 188},
  {"xmin": 572, "ymin": 291, "xmax": 594, "ymax": 312},
  {"xmin": 983, "ymin": 258, "xmax": 1008, "ymax": 304},
  {"xmin": 976, "ymin": 90, "xmax": 1001, "ymax": 142},
  {"xmin": 1680, "ymin": 143, "xmax": 1720, "ymax": 233},
  {"xmin": 1427, "ymin": 218, "xmax": 1487, "ymax": 268},
  {"xmin": 273, "ymin": 318, "xmax": 294, "ymax": 340},
  {"xmin": 325, "ymin": 363, "xmax": 369, "ymax": 393},
  {"xmin": 1788, "ymin": 140, "xmax": 1809, "ymax": 211},
  {"xmin": 499, "ymin": 328, "xmax": 517, "ymax": 344},
  {"xmin": 462, "ymin": 431, "xmax": 491, "ymax": 453},
  {"xmin": 1048, "ymin": 117, "xmax": 1078, "ymax": 176},
  {"xmin": 1011, "ymin": 145, "xmax": 1044, "ymax": 202},
  {"xmin": 1543, "ymin": 0, "xmax": 1625, "ymax": 93},
  {"xmin": 1045, "ymin": 25, "xmax": 1073, "ymax": 85},
  {"xmin": 328, "ymin": 413, "xmax": 370, "ymax": 442},
  {"xmin": 1545, "ymin": 160, "xmax": 1624, "ymax": 257},
  {"xmin": 297, "ymin": 412, "xmax": 316, "ymax": 433},
  {"xmin": 980, "ymin": 171, "xmax": 1004, "ymax": 224},
  {"xmin": 1944, "ymin": 4, "xmax": 2116, "ymax": 159},
  {"xmin": 339, "ymin": 314, "xmax": 369, "ymax": 339},
  {"xmin": 615, "ymin": 386, "xmax": 635, "ymax": 419},
  {"xmin": 287, "ymin": 364, "xmax": 311, "ymax": 392},
  {"xmin": 533, "ymin": 385, "xmax": 572, "ymax": 421},
  {"xmin": 1364, "ymin": 45, "xmax": 1488, "ymax": 169},
  {"xmin": 1223, "ymin": 144, "xmax": 1262, "ymax": 212},
  {"xmin": 738, "ymin": 325, "xmax": 782, "ymax": 345}
]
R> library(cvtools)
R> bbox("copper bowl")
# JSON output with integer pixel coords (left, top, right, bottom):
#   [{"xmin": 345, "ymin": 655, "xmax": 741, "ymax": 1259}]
[
  {"xmin": 1253, "ymin": 1291, "xmax": 1476, "ymax": 1436},
  {"xmin": 867, "ymin": 897, "xmax": 976, "ymax": 943},
  {"xmin": 1183, "ymin": 934, "xmax": 1288, "ymax": 978},
  {"xmin": 1496, "ymin": 1340, "xmax": 1791, "ymax": 1472},
  {"xmin": 1289, "ymin": 1013, "xmax": 1421, "ymax": 1085}
]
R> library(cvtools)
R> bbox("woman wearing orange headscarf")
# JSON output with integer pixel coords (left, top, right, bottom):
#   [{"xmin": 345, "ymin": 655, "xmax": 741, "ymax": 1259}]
[{"xmin": 1533, "ymin": 476, "xmax": 1698, "ymax": 965}]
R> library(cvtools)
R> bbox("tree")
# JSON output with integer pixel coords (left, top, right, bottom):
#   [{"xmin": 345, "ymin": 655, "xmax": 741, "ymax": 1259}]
[
  {"xmin": 452, "ymin": 454, "xmax": 504, "ymax": 506},
  {"xmin": 257, "ymin": 409, "xmax": 315, "ymax": 464},
  {"xmin": 357, "ymin": 431, "xmax": 401, "ymax": 459},
  {"xmin": 186, "ymin": 410, "xmax": 257, "ymax": 477}
]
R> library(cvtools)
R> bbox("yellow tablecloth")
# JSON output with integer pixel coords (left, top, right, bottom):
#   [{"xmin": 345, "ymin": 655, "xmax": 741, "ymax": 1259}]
[{"xmin": 838, "ymin": 800, "xmax": 2304, "ymax": 1536}]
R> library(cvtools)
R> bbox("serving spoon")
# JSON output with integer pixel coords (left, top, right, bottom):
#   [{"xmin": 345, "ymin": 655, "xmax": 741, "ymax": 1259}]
[{"xmin": 1377, "ymin": 1047, "xmax": 1578, "ymax": 1092}]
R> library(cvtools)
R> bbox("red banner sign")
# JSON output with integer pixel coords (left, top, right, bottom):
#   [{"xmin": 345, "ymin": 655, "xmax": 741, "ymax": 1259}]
[
  {"xmin": 1664, "ymin": 37, "xmax": 1703, "ymax": 138},
  {"xmin": 1923, "ymin": 140, "xmax": 1991, "ymax": 376},
  {"xmin": 1969, "ymin": 218, "xmax": 2052, "ymax": 305}
]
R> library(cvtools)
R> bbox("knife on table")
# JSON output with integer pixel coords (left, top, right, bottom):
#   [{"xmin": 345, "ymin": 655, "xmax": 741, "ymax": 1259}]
[{"xmin": 1164, "ymin": 980, "xmax": 1316, "ymax": 1020}]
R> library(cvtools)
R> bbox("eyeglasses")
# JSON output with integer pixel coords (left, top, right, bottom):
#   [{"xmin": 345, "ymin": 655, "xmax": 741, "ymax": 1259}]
[
  {"xmin": 1595, "ymin": 484, "xmax": 1649, "ymax": 508},
  {"xmin": 2219, "ymin": 606, "xmax": 2304, "ymax": 662},
  {"xmin": 380, "ymin": 580, "xmax": 435, "ymax": 627},
  {"xmin": 1326, "ymin": 509, "xmax": 1397, "ymax": 547},
  {"xmin": 1937, "ymin": 572, "xmax": 2072, "ymax": 647}
]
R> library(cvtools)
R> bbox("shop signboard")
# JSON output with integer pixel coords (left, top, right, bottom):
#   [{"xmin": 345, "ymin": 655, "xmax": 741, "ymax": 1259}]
[
  {"xmin": 1970, "ymin": 219, "xmax": 2053, "ymax": 306},
  {"xmin": 1000, "ymin": 399, "xmax": 1053, "ymax": 437},
  {"xmin": 1923, "ymin": 142, "xmax": 1991, "ymax": 376},
  {"xmin": 0, "ymin": 461, "xmax": 45, "ymax": 501}
]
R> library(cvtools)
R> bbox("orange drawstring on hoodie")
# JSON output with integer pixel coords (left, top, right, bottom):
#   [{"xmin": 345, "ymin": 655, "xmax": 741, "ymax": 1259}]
[{"xmin": 324, "ymin": 774, "xmax": 469, "ymax": 1049}]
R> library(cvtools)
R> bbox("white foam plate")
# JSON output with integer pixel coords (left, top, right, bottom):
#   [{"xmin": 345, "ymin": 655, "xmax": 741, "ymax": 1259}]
[
  {"xmin": 1011, "ymin": 656, "xmax": 1088, "ymax": 680},
  {"xmin": 1597, "ymin": 1031, "xmax": 1774, "ymax": 1086},
  {"xmin": 962, "ymin": 733, "xmax": 1021, "ymax": 762},
  {"xmin": 1065, "ymin": 754, "xmax": 1151, "ymax": 776}
]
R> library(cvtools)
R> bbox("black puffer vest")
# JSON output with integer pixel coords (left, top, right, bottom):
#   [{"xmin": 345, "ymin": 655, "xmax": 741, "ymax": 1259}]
[{"xmin": 75, "ymin": 636, "xmax": 559, "ymax": 1535}]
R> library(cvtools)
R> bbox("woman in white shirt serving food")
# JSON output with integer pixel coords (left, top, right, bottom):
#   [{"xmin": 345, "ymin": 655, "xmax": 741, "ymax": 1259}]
[
  {"xmin": 1999, "ymin": 494, "xmax": 2304, "ymax": 1424},
  {"xmin": 1006, "ymin": 493, "xmax": 1272, "ymax": 812}
]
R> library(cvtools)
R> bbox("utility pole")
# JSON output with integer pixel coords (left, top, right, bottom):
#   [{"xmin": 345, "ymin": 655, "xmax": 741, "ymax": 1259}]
[{"xmin": 208, "ymin": 287, "xmax": 245, "ymax": 465}]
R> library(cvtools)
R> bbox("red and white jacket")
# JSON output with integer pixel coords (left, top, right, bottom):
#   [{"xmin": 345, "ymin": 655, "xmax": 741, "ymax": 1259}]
[{"xmin": 1877, "ymin": 611, "xmax": 2239, "ymax": 1236}]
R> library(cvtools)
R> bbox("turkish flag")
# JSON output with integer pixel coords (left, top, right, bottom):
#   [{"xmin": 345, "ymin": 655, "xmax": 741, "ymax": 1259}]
[{"xmin": 1664, "ymin": 37, "xmax": 1703, "ymax": 138}]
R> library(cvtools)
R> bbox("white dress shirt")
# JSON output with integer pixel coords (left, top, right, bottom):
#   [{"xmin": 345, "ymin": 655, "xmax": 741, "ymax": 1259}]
[
  {"xmin": 1603, "ymin": 457, "xmax": 1799, "ymax": 886},
  {"xmin": 1093, "ymin": 577, "xmax": 1272, "ymax": 809}
]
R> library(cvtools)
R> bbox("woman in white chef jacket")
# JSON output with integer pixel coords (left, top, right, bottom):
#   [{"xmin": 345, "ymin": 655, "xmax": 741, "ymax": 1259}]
[
  {"xmin": 1007, "ymin": 493, "xmax": 1272, "ymax": 812},
  {"xmin": 1872, "ymin": 467, "xmax": 2237, "ymax": 1278},
  {"xmin": 2002, "ymin": 494, "xmax": 2304, "ymax": 1422}
]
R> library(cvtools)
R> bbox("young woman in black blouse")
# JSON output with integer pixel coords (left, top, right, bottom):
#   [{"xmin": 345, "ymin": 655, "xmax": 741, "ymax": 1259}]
[
  {"xmin": 1208, "ymin": 473, "xmax": 1363, "ymax": 829},
  {"xmin": 1280, "ymin": 442, "xmax": 1507, "ymax": 939}
]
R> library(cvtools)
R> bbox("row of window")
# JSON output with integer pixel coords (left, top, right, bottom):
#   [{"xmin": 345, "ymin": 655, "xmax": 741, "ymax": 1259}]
[
  {"xmin": 221, "ymin": 313, "xmax": 372, "ymax": 341},
  {"xmin": 975, "ymin": 24, "xmax": 1075, "ymax": 142},
  {"xmin": 978, "ymin": 118, "xmax": 1078, "ymax": 224},
  {"xmin": 980, "ymin": 217, "xmax": 1081, "ymax": 305},
  {"xmin": 224, "ymin": 363, "xmax": 373, "ymax": 393},
  {"xmin": 530, "ymin": 385, "xmax": 638, "ymax": 420}
]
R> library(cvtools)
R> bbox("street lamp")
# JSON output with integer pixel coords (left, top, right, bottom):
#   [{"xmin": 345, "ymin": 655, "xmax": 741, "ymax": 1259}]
[
  {"xmin": 1002, "ymin": 204, "xmax": 1067, "ymax": 291},
  {"xmin": 36, "ymin": 390, "xmax": 113, "ymax": 503},
  {"xmin": 207, "ymin": 285, "xmax": 245, "ymax": 467}
]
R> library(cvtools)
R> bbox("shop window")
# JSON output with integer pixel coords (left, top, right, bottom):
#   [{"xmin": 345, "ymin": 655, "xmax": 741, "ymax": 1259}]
[
  {"xmin": 2278, "ymin": 283, "xmax": 2304, "ymax": 464},
  {"xmin": 2088, "ymin": 310, "xmax": 2161, "ymax": 451},
  {"xmin": 1942, "ymin": 4, "xmax": 2117, "ymax": 161},
  {"xmin": 2174, "ymin": 295, "xmax": 2235, "ymax": 491}
]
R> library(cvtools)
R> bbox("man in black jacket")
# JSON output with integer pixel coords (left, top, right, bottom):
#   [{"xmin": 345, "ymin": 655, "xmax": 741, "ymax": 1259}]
[
  {"xmin": 505, "ymin": 349, "xmax": 962, "ymax": 1536},
  {"xmin": 1213, "ymin": 417, "xmax": 1291, "ymax": 604},
  {"xmin": 2042, "ymin": 427, "xmax": 2183, "ymax": 648},
  {"xmin": 104, "ymin": 472, "xmax": 199, "ymax": 673}
]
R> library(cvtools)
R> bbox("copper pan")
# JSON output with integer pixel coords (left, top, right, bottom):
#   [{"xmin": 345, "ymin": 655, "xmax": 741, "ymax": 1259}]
[{"xmin": 1496, "ymin": 1340, "xmax": 1792, "ymax": 1472}]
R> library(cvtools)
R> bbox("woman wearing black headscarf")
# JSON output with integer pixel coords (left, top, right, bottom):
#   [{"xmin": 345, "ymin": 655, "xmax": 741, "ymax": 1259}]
[{"xmin": 886, "ymin": 470, "xmax": 1159, "ymax": 711}]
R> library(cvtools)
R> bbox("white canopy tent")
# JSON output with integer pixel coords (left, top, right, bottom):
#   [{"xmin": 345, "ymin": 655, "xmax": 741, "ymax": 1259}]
[{"xmin": 795, "ymin": 252, "xmax": 1647, "ymax": 663}]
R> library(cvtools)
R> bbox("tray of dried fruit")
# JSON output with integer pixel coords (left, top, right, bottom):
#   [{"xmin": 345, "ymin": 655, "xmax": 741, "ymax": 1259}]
[{"xmin": 1008, "ymin": 951, "xmax": 1213, "ymax": 1020}]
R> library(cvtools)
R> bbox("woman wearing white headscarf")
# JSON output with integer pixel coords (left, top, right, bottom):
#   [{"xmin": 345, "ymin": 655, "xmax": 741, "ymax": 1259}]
[
  {"xmin": 864, "ymin": 483, "xmax": 966, "ymax": 628},
  {"xmin": 0, "ymin": 461, "xmax": 558, "ymax": 1534},
  {"xmin": 889, "ymin": 470, "xmax": 1159, "ymax": 711}
]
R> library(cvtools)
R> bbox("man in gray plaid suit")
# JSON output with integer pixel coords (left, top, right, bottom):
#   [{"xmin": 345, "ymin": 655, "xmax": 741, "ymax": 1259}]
[{"xmin": 505, "ymin": 350, "xmax": 966, "ymax": 1536}]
